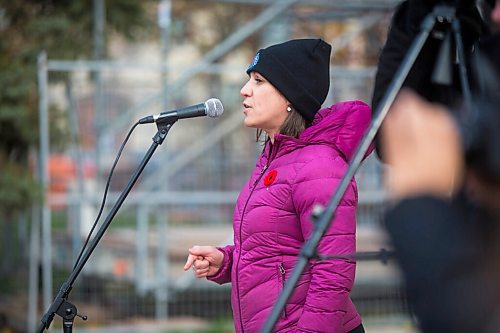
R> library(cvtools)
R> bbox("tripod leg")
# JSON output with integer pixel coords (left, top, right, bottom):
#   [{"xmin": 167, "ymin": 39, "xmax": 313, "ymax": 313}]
[
  {"xmin": 452, "ymin": 19, "xmax": 473, "ymax": 111},
  {"xmin": 259, "ymin": 10, "xmax": 439, "ymax": 333}
]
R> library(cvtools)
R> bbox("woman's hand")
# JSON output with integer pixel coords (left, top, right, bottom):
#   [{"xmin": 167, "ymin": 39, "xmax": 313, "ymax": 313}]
[{"xmin": 183, "ymin": 245, "xmax": 224, "ymax": 278}]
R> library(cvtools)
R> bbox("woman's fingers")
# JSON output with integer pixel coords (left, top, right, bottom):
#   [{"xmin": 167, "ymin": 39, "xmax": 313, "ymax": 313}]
[
  {"xmin": 183, "ymin": 253, "xmax": 197, "ymax": 271},
  {"xmin": 192, "ymin": 258, "xmax": 210, "ymax": 278},
  {"xmin": 184, "ymin": 245, "xmax": 223, "ymax": 278},
  {"xmin": 184, "ymin": 249, "xmax": 211, "ymax": 278},
  {"xmin": 184, "ymin": 247, "xmax": 206, "ymax": 270},
  {"xmin": 193, "ymin": 258, "xmax": 209, "ymax": 270}
]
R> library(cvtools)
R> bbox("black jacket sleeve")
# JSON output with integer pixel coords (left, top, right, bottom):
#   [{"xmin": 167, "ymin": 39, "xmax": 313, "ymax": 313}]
[{"xmin": 385, "ymin": 196, "xmax": 497, "ymax": 333}]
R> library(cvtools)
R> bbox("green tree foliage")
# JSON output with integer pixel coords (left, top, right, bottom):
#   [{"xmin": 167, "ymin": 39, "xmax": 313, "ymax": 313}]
[
  {"xmin": 0, "ymin": 0, "xmax": 151, "ymax": 278},
  {"xmin": 0, "ymin": 0, "xmax": 151, "ymax": 218}
]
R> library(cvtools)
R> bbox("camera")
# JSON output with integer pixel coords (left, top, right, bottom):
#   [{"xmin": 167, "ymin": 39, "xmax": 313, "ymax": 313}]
[
  {"xmin": 408, "ymin": 0, "xmax": 500, "ymax": 183},
  {"xmin": 460, "ymin": 52, "xmax": 500, "ymax": 183}
]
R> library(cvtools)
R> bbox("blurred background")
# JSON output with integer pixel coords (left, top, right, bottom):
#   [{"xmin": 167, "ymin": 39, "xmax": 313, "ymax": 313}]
[{"xmin": 0, "ymin": 0, "xmax": 417, "ymax": 332}]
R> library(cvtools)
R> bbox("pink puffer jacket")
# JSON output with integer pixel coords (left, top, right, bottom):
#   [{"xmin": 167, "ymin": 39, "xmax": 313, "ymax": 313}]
[{"xmin": 208, "ymin": 100, "xmax": 372, "ymax": 332}]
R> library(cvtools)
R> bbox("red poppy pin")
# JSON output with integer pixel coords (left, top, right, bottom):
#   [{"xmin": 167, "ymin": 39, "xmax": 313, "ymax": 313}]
[{"xmin": 263, "ymin": 170, "xmax": 277, "ymax": 187}]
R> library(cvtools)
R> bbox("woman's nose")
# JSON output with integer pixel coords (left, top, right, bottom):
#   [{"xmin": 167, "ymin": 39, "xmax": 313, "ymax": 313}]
[{"xmin": 240, "ymin": 80, "xmax": 251, "ymax": 97}]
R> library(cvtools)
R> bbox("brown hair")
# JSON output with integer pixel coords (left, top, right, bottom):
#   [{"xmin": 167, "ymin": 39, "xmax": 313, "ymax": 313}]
[{"xmin": 255, "ymin": 106, "xmax": 310, "ymax": 143}]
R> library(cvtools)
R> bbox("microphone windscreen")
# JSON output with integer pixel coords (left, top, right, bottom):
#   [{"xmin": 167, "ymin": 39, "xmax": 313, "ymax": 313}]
[{"xmin": 205, "ymin": 98, "xmax": 224, "ymax": 118}]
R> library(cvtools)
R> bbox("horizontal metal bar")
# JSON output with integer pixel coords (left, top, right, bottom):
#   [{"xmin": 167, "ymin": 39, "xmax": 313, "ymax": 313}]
[
  {"xmin": 46, "ymin": 60, "xmax": 241, "ymax": 73},
  {"xmin": 47, "ymin": 189, "xmax": 386, "ymax": 206}
]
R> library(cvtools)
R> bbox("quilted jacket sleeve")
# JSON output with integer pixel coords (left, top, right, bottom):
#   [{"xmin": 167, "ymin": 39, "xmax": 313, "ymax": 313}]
[
  {"xmin": 292, "ymin": 156, "xmax": 358, "ymax": 332},
  {"xmin": 206, "ymin": 244, "xmax": 234, "ymax": 285}
]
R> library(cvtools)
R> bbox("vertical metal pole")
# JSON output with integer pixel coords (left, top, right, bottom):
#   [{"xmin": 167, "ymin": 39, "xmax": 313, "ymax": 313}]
[
  {"xmin": 65, "ymin": 81, "xmax": 85, "ymax": 262},
  {"xmin": 93, "ymin": 0, "xmax": 105, "ymax": 60},
  {"xmin": 156, "ymin": 1, "xmax": 171, "ymax": 320},
  {"xmin": 136, "ymin": 205, "xmax": 149, "ymax": 293},
  {"xmin": 28, "ymin": 204, "xmax": 40, "ymax": 333},
  {"xmin": 155, "ymin": 209, "xmax": 168, "ymax": 319},
  {"xmin": 37, "ymin": 51, "xmax": 53, "ymax": 315},
  {"xmin": 93, "ymin": 0, "xmax": 106, "ymax": 188},
  {"xmin": 158, "ymin": 0, "xmax": 171, "ymax": 110}
]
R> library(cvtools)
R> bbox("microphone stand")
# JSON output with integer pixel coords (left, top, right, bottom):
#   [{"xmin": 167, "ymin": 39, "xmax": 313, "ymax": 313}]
[
  {"xmin": 36, "ymin": 119, "xmax": 176, "ymax": 333},
  {"xmin": 261, "ymin": 4, "xmax": 470, "ymax": 332}
]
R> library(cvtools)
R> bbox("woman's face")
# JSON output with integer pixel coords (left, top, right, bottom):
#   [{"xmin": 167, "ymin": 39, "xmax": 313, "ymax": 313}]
[{"xmin": 240, "ymin": 71, "xmax": 288, "ymax": 139}]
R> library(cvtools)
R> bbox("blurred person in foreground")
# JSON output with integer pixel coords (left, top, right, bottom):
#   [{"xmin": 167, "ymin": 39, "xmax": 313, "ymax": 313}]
[
  {"xmin": 383, "ymin": 90, "xmax": 500, "ymax": 333},
  {"xmin": 183, "ymin": 39, "xmax": 373, "ymax": 332},
  {"xmin": 373, "ymin": 0, "xmax": 500, "ymax": 332}
]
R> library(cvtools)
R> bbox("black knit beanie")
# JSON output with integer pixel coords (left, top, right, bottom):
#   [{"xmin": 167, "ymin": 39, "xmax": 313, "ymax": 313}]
[{"xmin": 246, "ymin": 38, "xmax": 332, "ymax": 122}]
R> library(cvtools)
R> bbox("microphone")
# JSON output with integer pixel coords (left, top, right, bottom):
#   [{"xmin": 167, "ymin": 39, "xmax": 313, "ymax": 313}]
[{"xmin": 139, "ymin": 98, "xmax": 223, "ymax": 124}]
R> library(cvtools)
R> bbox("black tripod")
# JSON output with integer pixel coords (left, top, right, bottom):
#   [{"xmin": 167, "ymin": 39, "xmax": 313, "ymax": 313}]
[
  {"xmin": 36, "ymin": 120, "xmax": 175, "ymax": 333},
  {"xmin": 261, "ymin": 4, "xmax": 472, "ymax": 332}
]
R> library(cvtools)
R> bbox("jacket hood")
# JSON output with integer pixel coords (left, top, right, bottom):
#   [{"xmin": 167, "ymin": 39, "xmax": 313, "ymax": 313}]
[{"xmin": 275, "ymin": 100, "xmax": 373, "ymax": 161}]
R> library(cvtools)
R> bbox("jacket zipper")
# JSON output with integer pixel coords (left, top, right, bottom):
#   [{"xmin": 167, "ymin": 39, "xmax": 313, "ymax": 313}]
[
  {"xmin": 253, "ymin": 164, "xmax": 268, "ymax": 186},
  {"xmin": 278, "ymin": 262, "xmax": 287, "ymax": 319},
  {"xmin": 235, "ymin": 143, "xmax": 273, "ymax": 333}
]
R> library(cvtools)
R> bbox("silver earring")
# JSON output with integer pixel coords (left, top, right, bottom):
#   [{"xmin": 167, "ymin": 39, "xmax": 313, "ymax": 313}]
[{"xmin": 287, "ymin": 106, "xmax": 292, "ymax": 112}]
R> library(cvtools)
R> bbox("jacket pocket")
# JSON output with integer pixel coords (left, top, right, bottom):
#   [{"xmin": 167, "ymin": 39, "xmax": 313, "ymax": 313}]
[{"xmin": 276, "ymin": 262, "xmax": 287, "ymax": 319}]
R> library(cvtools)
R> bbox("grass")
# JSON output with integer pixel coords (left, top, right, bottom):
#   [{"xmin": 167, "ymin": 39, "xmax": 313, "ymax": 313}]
[{"xmin": 52, "ymin": 209, "xmax": 143, "ymax": 231}]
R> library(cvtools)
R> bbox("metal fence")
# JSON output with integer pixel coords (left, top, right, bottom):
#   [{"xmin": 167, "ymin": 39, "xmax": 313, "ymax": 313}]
[
  {"xmin": 0, "ymin": 2, "xmax": 421, "ymax": 332},
  {"xmin": 23, "ymin": 57, "xmax": 415, "ymax": 332}
]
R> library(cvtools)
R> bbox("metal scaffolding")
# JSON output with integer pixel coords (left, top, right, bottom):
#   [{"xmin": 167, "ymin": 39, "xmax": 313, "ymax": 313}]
[{"xmin": 33, "ymin": 1, "xmax": 401, "ymax": 332}]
